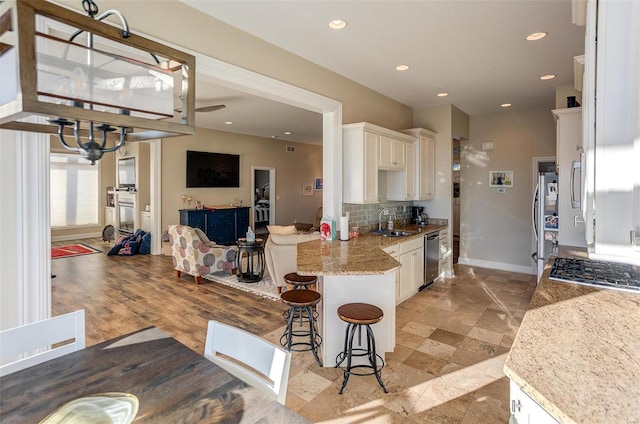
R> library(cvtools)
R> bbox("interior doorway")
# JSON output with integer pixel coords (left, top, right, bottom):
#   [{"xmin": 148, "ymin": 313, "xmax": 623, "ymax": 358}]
[{"xmin": 251, "ymin": 167, "xmax": 276, "ymax": 236}]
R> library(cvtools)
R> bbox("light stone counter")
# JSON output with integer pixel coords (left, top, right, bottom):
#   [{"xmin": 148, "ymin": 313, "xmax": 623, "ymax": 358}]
[
  {"xmin": 504, "ymin": 247, "xmax": 640, "ymax": 424},
  {"xmin": 296, "ymin": 224, "xmax": 445, "ymax": 276},
  {"xmin": 296, "ymin": 224, "xmax": 446, "ymax": 367}
]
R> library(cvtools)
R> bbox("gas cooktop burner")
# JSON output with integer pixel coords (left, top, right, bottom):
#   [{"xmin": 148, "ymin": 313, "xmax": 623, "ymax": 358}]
[{"xmin": 550, "ymin": 257, "xmax": 640, "ymax": 293}]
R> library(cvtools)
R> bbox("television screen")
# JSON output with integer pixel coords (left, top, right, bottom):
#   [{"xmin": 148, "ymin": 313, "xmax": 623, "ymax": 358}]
[
  {"xmin": 186, "ymin": 150, "xmax": 240, "ymax": 188},
  {"xmin": 118, "ymin": 157, "xmax": 136, "ymax": 188}
]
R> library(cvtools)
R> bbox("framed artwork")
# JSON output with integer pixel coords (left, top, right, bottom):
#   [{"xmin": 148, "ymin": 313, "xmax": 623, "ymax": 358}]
[
  {"xmin": 489, "ymin": 170, "xmax": 513, "ymax": 187},
  {"xmin": 302, "ymin": 182, "xmax": 313, "ymax": 196},
  {"xmin": 314, "ymin": 178, "xmax": 323, "ymax": 191}
]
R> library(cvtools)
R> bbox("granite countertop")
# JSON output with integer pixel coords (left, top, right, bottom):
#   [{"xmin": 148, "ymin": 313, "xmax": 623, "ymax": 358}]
[
  {"xmin": 297, "ymin": 224, "xmax": 446, "ymax": 276},
  {"xmin": 504, "ymin": 247, "xmax": 640, "ymax": 424}
]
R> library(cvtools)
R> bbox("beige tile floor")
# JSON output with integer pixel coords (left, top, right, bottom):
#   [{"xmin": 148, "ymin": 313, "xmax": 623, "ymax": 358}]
[{"xmin": 263, "ymin": 265, "xmax": 536, "ymax": 423}]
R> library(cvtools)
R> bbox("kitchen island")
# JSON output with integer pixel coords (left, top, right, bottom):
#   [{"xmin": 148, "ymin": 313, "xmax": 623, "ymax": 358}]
[
  {"xmin": 297, "ymin": 224, "xmax": 445, "ymax": 367},
  {"xmin": 504, "ymin": 247, "xmax": 640, "ymax": 423}
]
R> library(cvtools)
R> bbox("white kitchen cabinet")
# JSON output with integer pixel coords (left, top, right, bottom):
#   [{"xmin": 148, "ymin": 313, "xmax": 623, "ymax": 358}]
[
  {"xmin": 343, "ymin": 124, "xmax": 379, "ymax": 204},
  {"xmin": 343, "ymin": 123, "xmax": 414, "ymax": 204},
  {"xmin": 140, "ymin": 211, "xmax": 151, "ymax": 232},
  {"xmin": 398, "ymin": 237, "xmax": 424, "ymax": 304},
  {"xmin": 401, "ymin": 128, "xmax": 437, "ymax": 200},
  {"xmin": 582, "ymin": 0, "xmax": 640, "ymax": 264},
  {"xmin": 387, "ymin": 140, "xmax": 417, "ymax": 201},
  {"xmin": 382, "ymin": 244, "xmax": 401, "ymax": 302},
  {"xmin": 438, "ymin": 227, "xmax": 450, "ymax": 279},
  {"xmin": 552, "ymin": 108, "xmax": 587, "ymax": 248},
  {"xmin": 379, "ymin": 135, "xmax": 406, "ymax": 170},
  {"xmin": 104, "ymin": 206, "xmax": 115, "ymax": 227},
  {"xmin": 509, "ymin": 380, "xmax": 559, "ymax": 424}
]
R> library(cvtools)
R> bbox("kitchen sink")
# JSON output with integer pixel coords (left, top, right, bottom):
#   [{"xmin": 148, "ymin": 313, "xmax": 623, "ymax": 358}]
[{"xmin": 371, "ymin": 229, "xmax": 416, "ymax": 238}]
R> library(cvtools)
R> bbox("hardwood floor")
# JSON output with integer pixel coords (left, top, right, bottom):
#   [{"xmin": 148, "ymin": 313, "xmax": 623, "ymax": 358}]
[
  {"xmin": 51, "ymin": 238, "xmax": 288, "ymax": 353},
  {"xmin": 51, "ymin": 237, "xmax": 536, "ymax": 423}
]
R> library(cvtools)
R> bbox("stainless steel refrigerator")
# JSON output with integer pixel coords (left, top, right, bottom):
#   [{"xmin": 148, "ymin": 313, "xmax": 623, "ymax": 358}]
[{"xmin": 532, "ymin": 166, "xmax": 559, "ymax": 282}]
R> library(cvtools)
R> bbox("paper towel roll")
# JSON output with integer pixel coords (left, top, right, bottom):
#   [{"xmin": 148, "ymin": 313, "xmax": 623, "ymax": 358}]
[{"xmin": 339, "ymin": 216, "xmax": 349, "ymax": 241}]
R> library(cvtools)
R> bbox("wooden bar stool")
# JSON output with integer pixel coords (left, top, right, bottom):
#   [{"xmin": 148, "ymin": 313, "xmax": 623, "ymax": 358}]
[
  {"xmin": 280, "ymin": 289, "xmax": 323, "ymax": 366},
  {"xmin": 335, "ymin": 302, "xmax": 388, "ymax": 394},
  {"xmin": 284, "ymin": 272, "xmax": 318, "ymax": 290}
]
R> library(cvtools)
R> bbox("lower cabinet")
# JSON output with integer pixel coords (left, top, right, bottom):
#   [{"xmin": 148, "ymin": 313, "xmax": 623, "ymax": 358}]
[
  {"xmin": 179, "ymin": 207, "xmax": 250, "ymax": 245},
  {"xmin": 140, "ymin": 211, "xmax": 151, "ymax": 232},
  {"xmin": 509, "ymin": 380, "xmax": 559, "ymax": 424},
  {"xmin": 382, "ymin": 244, "xmax": 400, "ymax": 302},
  {"xmin": 398, "ymin": 237, "xmax": 424, "ymax": 304},
  {"xmin": 104, "ymin": 206, "xmax": 115, "ymax": 227},
  {"xmin": 439, "ymin": 228, "xmax": 450, "ymax": 279}
]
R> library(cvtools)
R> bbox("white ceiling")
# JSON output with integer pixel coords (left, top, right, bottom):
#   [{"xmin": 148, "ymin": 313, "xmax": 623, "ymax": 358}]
[{"xmin": 186, "ymin": 0, "xmax": 585, "ymax": 142}]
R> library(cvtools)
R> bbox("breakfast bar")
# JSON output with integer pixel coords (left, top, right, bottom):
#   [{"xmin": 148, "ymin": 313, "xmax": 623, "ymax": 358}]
[{"xmin": 296, "ymin": 224, "xmax": 445, "ymax": 367}]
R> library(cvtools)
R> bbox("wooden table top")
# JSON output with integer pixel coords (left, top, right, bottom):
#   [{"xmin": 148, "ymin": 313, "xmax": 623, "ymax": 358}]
[{"xmin": 0, "ymin": 327, "xmax": 310, "ymax": 423}]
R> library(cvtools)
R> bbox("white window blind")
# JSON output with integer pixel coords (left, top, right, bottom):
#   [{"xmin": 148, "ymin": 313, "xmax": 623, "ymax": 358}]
[{"xmin": 50, "ymin": 153, "xmax": 99, "ymax": 228}]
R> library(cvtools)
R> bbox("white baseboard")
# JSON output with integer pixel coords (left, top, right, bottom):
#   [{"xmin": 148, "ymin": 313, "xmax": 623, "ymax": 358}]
[
  {"xmin": 457, "ymin": 257, "xmax": 535, "ymax": 275},
  {"xmin": 51, "ymin": 232, "xmax": 102, "ymax": 242}
]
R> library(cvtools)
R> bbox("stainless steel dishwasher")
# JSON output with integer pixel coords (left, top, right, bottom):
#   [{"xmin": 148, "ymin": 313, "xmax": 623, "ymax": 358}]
[{"xmin": 420, "ymin": 231, "xmax": 440, "ymax": 290}]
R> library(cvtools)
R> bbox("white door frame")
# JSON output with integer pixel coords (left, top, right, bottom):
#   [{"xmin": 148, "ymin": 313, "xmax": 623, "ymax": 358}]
[{"xmin": 251, "ymin": 166, "xmax": 276, "ymax": 228}]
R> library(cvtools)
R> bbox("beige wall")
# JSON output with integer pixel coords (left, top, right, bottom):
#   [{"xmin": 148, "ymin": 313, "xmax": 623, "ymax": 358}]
[
  {"xmin": 460, "ymin": 108, "xmax": 556, "ymax": 271},
  {"xmin": 162, "ymin": 128, "xmax": 323, "ymax": 231}
]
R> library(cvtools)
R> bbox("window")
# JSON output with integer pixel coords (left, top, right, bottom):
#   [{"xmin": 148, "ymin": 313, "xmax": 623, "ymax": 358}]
[{"xmin": 50, "ymin": 153, "xmax": 99, "ymax": 228}]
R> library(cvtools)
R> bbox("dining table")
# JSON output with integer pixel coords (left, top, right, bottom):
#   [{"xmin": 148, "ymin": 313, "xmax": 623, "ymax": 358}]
[{"xmin": 0, "ymin": 327, "xmax": 310, "ymax": 423}]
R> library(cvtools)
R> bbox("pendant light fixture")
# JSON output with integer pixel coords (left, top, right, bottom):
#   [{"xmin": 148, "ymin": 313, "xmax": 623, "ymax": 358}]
[{"xmin": 0, "ymin": 0, "xmax": 196, "ymax": 164}]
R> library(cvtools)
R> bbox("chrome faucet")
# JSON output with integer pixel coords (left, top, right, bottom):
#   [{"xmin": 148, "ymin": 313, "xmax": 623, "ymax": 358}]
[{"xmin": 378, "ymin": 207, "xmax": 397, "ymax": 231}]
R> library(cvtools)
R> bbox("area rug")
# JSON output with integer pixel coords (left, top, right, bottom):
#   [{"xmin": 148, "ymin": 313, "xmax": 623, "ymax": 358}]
[
  {"xmin": 51, "ymin": 244, "xmax": 101, "ymax": 259},
  {"xmin": 202, "ymin": 271, "xmax": 280, "ymax": 301}
]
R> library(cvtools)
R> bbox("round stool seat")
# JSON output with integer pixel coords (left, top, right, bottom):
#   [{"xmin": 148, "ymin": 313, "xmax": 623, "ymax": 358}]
[
  {"xmin": 335, "ymin": 302, "xmax": 387, "ymax": 394},
  {"xmin": 284, "ymin": 272, "xmax": 318, "ymax": 289},
  {"xmin": 337, "ymin": 303, "xmax": 383, "ymax": 325},
  {"xmin": 281, "ymin": 289, "xmax": 321, "ymax": 307}
]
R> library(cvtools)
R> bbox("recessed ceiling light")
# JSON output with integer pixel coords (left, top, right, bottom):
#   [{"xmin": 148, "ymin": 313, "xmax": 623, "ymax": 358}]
[
  {"xmin": 328, "ymin": 19, "xmax": 347, "ymax": 30},
  {"xmin": 540, "ymin": 74, "xmax": 556, "ymax": 80},
  {"xmin": 526, "ymin": 32, "xmax": 548, "ymax": 41},
  {"xmin": 395, "ymin": 64, "xmax": 410, "ymax": 71},
  {"xmin": 284, "ymin": 131, "xmax": 292, "ymax": 135},
  {"xmin": 271, "ymin": 135, "xmax": 278, "ymax": 138},
  {"xmin": 501, "ymin": 103, "xmax": 512, "ymax": 108},
  {"xmin": 437, "ymin": 92, "xmax": 449, "ymax": 97},
  {"xmin": 224, "ymin": 121, "xmax": 233, "ymax": 125}
]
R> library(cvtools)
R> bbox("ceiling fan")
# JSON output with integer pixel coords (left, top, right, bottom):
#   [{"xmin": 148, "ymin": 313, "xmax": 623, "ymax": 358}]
[{"xmin": 174, "ymin": 104, "xmax": 226, "ymax": 113}]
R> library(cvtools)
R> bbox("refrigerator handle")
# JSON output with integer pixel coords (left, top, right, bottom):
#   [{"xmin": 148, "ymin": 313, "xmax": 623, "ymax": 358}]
[
  {"xmin": 532, "ymin": 183, "xmax": 539, "ymax": 241},
  {"xmin": 571, "ymin": 161, "xmax": 581, "ymax": 209}
]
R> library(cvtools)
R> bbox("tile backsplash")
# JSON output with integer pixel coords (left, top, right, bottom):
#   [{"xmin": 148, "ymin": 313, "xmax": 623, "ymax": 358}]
[{"xmin": 342, "ymin": 201, "xmax": 413, "ymax": 232}]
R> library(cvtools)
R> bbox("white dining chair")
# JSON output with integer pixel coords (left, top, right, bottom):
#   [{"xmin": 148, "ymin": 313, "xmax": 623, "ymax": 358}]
[
  {"xmin": 0, "ymin": 309, "xmax": 85, "ymax": 377},
  {"xmin": 204, "ymin": 320, "xmax": 291, "ymax": 405}
]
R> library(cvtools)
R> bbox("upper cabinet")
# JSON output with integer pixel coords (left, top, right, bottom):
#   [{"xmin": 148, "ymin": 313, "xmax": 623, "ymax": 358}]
[
  {"xmin": 401, "ymin": 128, "xmax": 437, "ymax": 200},
  {"xmin": 582, "ymin": 0, "xmax": 640, "ymax": 263},
  {"xmin": 379, "ymin": 135, "xmax": 406, "ymax": 170},
  {"xmin": 343, "ymin": 123, "xmax": 414, "ymax": 204},
  {"xmin": 343, "ymin": 124, "xmax": 379, "ymax": 204}
]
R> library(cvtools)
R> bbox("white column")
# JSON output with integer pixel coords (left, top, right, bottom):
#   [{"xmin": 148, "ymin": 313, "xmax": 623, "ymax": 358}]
[{"xmin": 0, "ymin": 129, "xmax": 51, "ymax": 330}]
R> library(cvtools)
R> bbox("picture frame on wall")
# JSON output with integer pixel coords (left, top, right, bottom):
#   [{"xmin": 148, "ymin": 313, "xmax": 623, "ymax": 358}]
[
  {"xmin": 314, "ymin": 178, "xmax": 323, "ymax": 191},
  {"xmin": 302, "ymin": 182, "xmax": 313, "ymax": 196},
  {"xmin": 489, "ymin": 170, "xmax": 513, "ymax": 187}
]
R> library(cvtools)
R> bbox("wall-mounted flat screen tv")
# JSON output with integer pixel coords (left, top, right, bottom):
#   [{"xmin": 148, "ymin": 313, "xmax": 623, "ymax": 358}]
[
  {"xmin": 186, "ymin": 150, "xmax": 240, "ymax": 188},
  {"xmin": 118, "ymin": 157, "xmax": 136, "ymax": 189}
]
